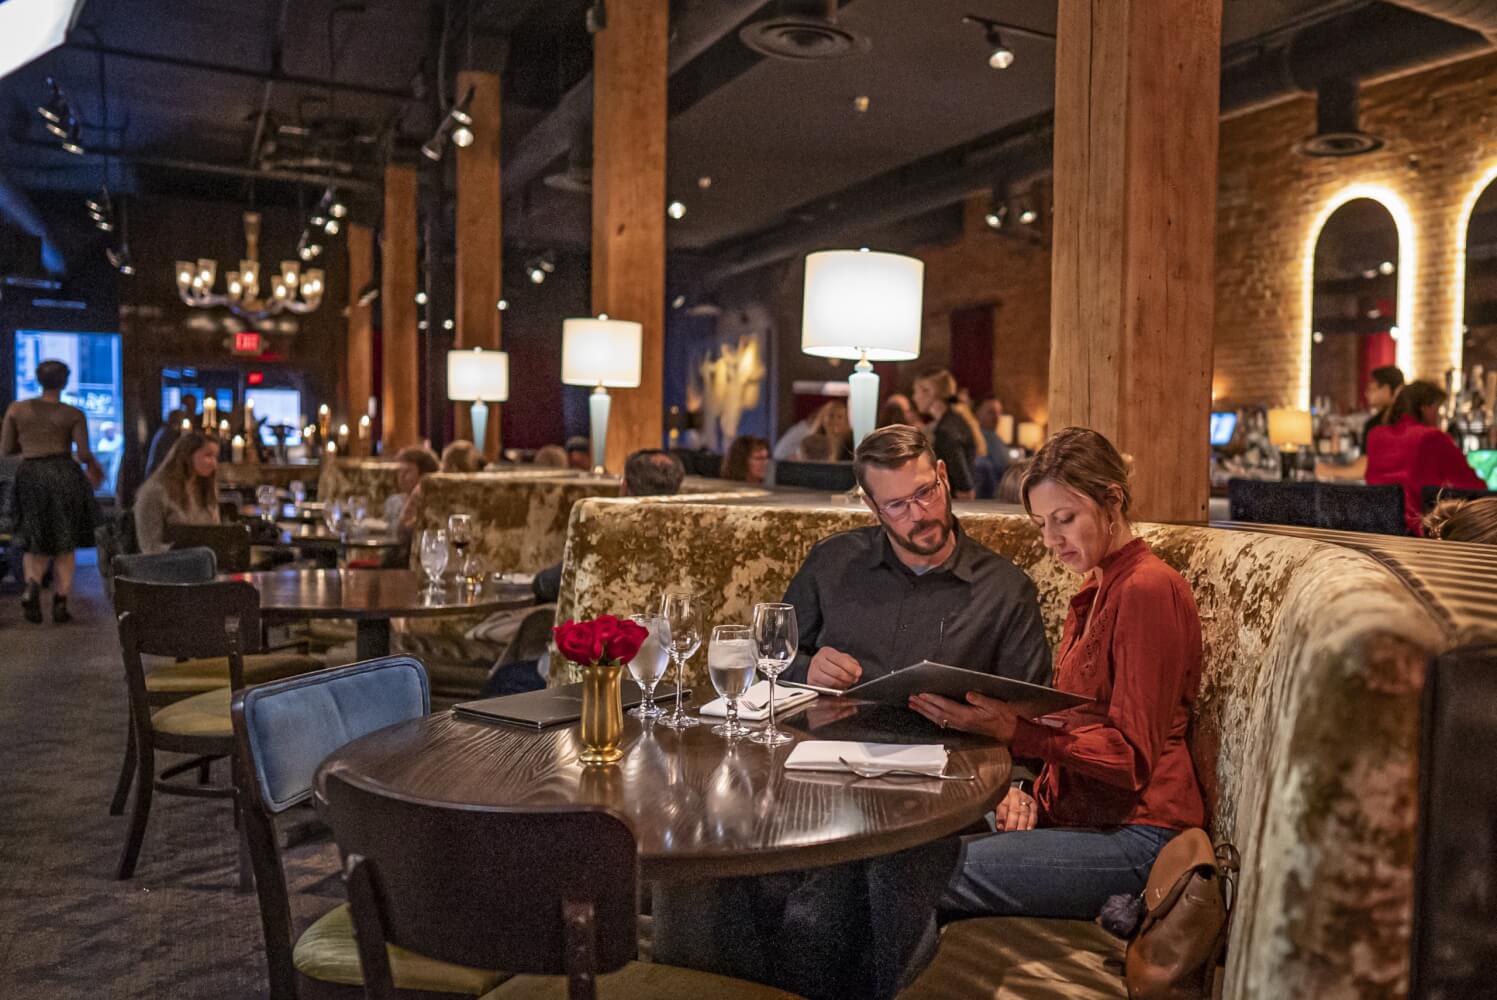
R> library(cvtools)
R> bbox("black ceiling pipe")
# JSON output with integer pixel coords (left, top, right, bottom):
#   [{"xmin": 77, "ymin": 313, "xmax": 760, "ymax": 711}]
[
  {"xmin": 0, "ymin": 169, "xmax": 66, "ymax": 275},
  {"xmin": 701, "ymin": 3, "xmax": 1491, "ymax": 287},
  {"xmin": 503, "ymin": 0, "xmax": 769, "ymax": 196}
]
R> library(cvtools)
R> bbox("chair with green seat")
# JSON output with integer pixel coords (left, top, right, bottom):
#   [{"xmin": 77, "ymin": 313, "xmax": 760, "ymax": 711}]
[
  {"xmin": 233, "ymin": 655, "xmax": 506, "ymax": 1000},
  {"xmin": 114, "ymin": 577, "xmax": 265, "ymax": 881},
  {"xmin": 318, "ymin": 773, "xmax": 805, "ymax": 1000},
  {"xmin": 107, "ymin": 548, "xmax": 325, "ymax": 816}
]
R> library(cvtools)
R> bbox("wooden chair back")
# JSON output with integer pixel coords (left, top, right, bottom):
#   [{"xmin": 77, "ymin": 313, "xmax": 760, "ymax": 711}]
[
  {"xmin": 164, "ymin": 522, "xmax": 253, "ymax": 572},
  {"xmin": 113, "ymin": 547, "xmax": 218, "ymax": 587},
  {"xmin": 318, "ymin": 772, "xmax": 638, "ymax": 1000},
  {"xmin": 232, "ymin": 656, "xmax": 430, "ymax": 1000}
]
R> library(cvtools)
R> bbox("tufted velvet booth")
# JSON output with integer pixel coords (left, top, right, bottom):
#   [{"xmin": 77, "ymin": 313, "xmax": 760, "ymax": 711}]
[
  {"xmin": 315, "ymin": 457, "xmax": 406, "ymax": 507},
  {"xmin": 549, "ymin": 497, "xmax": 1477, "ymax": 999}
]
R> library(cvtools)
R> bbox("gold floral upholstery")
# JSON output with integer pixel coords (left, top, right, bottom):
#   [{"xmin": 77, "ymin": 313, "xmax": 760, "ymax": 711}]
[
  {"xmin": 550, "ymin": 498, "xmax": 1483, "ymax": 1000},
  {"xmin": 315, "ymin": 458, "xmax": 405, "ymax": 507}
]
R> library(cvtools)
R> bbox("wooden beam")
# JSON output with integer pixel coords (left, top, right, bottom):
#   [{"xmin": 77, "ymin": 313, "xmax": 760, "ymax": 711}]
[
  {"xmin": 592, "ymin": 0, "xmax": 667, "ymax": 474},
  {"xmin": 1048, "ymin": 0, "xmax": 1220, "ymax": 522},
  {"xmin": 381, "ymin": 164, "xmax": 421, "ymax": 450},
  {"xmin": 454, "ymin": 69, "xmax": 503, "ymax": 455},
  {"xmin": 345, "ymin": 223, "xmax": 375, "ymax": 450}
]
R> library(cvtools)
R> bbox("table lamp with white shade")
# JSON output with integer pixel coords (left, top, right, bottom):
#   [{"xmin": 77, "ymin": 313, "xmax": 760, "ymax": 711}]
[
  {"xmin": 447, "ymin": 347, "xmax": 509, "ymax": 455},
  {"xmin": 561, "ymin": 315, "xmax": 643, "ymax": 475},
  {"xmin": 801, "ymin": 249, "xmax": 924, "ymax": 447}
]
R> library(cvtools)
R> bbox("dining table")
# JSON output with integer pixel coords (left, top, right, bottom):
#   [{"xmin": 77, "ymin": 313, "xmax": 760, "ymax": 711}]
[{"xmin": 232, "ymin": 568, "xmax": 533, "ymax": 659}]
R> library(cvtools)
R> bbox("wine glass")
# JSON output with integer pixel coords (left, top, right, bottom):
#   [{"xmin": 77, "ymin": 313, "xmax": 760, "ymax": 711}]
[
  {"xmin": 658, "ymin": 589, "xmax": 703, "ymax": 730},
  {"xmin": 322, "ymin": 499, "xmax": 345, "ymax": 537},
  {"xmin": 418, "ymin": 528, "xmax": 449, "ymax": 592},
  {"xmin": 748, "ymin": 602, "xmax": 798, "ymax": 746},
  {"xmin": 289, "ymin": 479, "xmax": 307, "ymax": 508},
  {"xmin": 708, "ymin": 624, "xmax": 756, "ymax": 740},
  {"xmin": 255, "ymin": 484, "xmax": 278, "ymax": 521},
  {"xmin": 448, "ymin": 512, "xmax": 474, "ymax": 586},
  {"xmin": 347, "ymin": 494, "xmax": 369, "ymax": 534},
  {"xmin": 626, "ymin": 613, "xmax": 671, "ymax": 719}
]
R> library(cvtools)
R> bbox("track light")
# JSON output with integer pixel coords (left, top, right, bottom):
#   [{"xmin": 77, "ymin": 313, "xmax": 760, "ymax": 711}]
[
  {"xmin": 60, "ymin": 119, "xmax": 85, "ymax": 155},
  {"xmin": 421, "ymin": 134, "xmax": 445, "ymax": 161},
  {"xmin": 667, "ymin": 200, "xmax": 686, "ymax": 220},
  {"xmin": 452, "ymin": 123, "xmax": 474, "ymax": 147},
  {"xmin": 988, "ymin": 34, "xmax": 1015, "ymax": 69},
  {"xmin": 962, "ymin": 14, "xmax": 1053, "ymax": 71},
  {"xmin": 496, "ymin": 298, "xmax": 508, "ymax": 311},
  {"xmin": 36, "ymin": 77, "xmax": 67, "ymax": 125},
  {"xmin": 415, "ymin": 290, "xmax": 429, "ymax": 305},
  {"xmin": 324, "ymin": 218, "xmax": 340, "ymax": 235},
  {"xmin": 422, "ymin": 89, "xmax": 476, "ymax": 161},
  {"xmin": 984, "ymin": 203, "xmax": 1007, "ymax": 230},
  {"xmin": 525, "ymin": 252, "xmax": 556, "ymax": 285},
  {"xmin": 442, "ymin": 318, "xmax": 454, "ymax": 330},
  {"xmin": 107, "ymin": 244, "xmax": 135, "ymax": 276}
]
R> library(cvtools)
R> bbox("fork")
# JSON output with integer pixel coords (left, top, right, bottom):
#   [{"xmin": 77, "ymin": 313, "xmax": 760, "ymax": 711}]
[{"xmin": 838, "ymin": 756, "xmax": 976, "ymax": 781}]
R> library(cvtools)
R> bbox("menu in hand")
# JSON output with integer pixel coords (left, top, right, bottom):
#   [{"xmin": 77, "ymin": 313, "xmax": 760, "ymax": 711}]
[{"xmin": 847, "ymin": 660, "xmax": 1092, "ymax": 719}]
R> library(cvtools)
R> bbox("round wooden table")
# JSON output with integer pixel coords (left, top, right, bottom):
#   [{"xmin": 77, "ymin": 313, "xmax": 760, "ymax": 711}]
[
  {"xmin": 315, "ymin": 703, "xmax": 1011, "ymax": 882},
  {"xmin": 233, "ymin": 568, "xmax": 532, "ymax": 659}
]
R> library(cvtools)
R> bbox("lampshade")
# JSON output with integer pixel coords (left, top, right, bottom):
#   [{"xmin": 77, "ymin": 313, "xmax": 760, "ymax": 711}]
[
  {"xmin": 1017, "ymin": 421, "xmax": 1045, "ymax": 452},
  {"xmin": 561, "ymin": 317, "xmax": 643, "ymax": 388},
  {"xmin": 801, "ymin": 250, "xmax": 924, "ymax": 361},
  {"xmin": 1268, "ymin": 408, "xmax": 1314, "ymax": 449},
  {"xmin": 447, "ymin": 348, "xmax": 509, "ymax": 402}
]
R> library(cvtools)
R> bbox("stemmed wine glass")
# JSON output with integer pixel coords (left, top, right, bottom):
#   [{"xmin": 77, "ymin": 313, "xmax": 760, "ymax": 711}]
[
  {"xmin": 322, "ymin": 499, "xmax": 345, "ymax": 538},
  {"xmin": 418, "ymin": 528, "xmax": 449, "ymax": 593},
  {"xmin": 626, "ymin": 613, "xmax": 671, "ymax": 719},
  {"xmin": 749, "ymin": 602, "xmax": 798, "ymax": 746},
  {"xmin": 256, "ymin": 484, "xmax": 278, "ymax": 522},
  {"xmin": 708, "ymin": 624, "xmax": 756, "ymax": 740},
  {"xmin": 447, "ymin": 513, "xmax": 474, "ymax": 587},
  {"xmin": 658, "ymin": 589, "xmax": 703, "ymax": 730},
  {"xmin": 347, "ymin": 494, "xmax": 369, "ymax": 535}
]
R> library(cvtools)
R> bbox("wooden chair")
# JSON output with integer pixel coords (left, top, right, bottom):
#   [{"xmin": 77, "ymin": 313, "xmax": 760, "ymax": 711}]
[
  {"xmin": 164, "ymin": 521, "xmax": 254, "ymax": 572},
  {"xmin": 318, "ymin": 776, "xmax": 803, "ymax": 1000},
  {"xmin": 113, "ymin": 577, "xmax": 264, "ymax": 881},
  {"xmin": 233, "ymin": 655, "xmax": 506, "ymax": 1000},
  {"xmin": 107, "ymin": 549, "xmax": 324, "ymax": 816}
]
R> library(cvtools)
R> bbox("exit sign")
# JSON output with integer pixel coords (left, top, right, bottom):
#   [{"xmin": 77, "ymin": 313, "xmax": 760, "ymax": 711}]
[{"xmin": 232, "ymin": 331, "xmax": 263, "ymax": 355}]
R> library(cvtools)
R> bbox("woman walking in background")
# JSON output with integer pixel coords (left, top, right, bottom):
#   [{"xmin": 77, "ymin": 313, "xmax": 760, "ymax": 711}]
[{"xmin": 1, "ymin": 360, "xmax": 104, "ymax": 623}]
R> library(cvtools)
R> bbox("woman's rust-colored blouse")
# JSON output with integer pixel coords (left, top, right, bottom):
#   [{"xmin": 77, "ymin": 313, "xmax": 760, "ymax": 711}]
[{"xmin": 1011, "ymin": 538, "xmax": 1207, "ymax": 831}]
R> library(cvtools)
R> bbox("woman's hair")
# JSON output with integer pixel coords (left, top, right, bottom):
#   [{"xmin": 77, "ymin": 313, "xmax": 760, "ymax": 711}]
[
  {"xmin": 396, "ymin": 445, "xmax": 440, "ymax": 476},
  {"xmin": 720, "ymin": 435, "xmax": 769, "ymax": 480},
  {"xmin": 914, "ymin": 368, "xmax": 987, "ymax": 457},
  {"xmin": 36, "ymin": 360, "xmax": 69, "ymax": 392},
  {"xmin": 440, "ymin": 440, "xmax": 485, "ymax": 473},
  {"xmin": 798, "ymin": 433, "xmax": 837, "ymax": 462},
  {"xmin": 533, "ymin": 444, "xmax": 569, "ymax": 468},
  {"xmin": 878, "ymin": 399, "xmax": 910, "ymax": 427},
  {"xmin": 810, "ymin": 400, "xmax": 849, "ymax": 435},
  {"xmin": 149, "ymin": 431, "xmax": 219, "ymax": 516},
  {"xmin": 1424, "ymin": 495, "xmax": 1497, "ymax": 544},
  {"xmin": 1388, "ymin": 380, "xmax": 1447, "ymax": 425},
  {"xmin": 996, "ymin": 458, "xmax": 1031, "ymax": 504},
  {"xmin": 1021, "ymin": 427, "xmax": 1133, "ymax": 518}
]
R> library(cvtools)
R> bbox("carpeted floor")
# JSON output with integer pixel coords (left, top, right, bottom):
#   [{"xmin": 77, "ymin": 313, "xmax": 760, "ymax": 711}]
[{"xmin": 0, "ymin": 555, "xmax": 344, "ymax": 999}]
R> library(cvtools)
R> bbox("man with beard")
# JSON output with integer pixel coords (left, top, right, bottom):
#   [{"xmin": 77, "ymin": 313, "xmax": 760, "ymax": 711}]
[{"xmin": 782, "ymin": 422, "xmax": 1050, "ymax": 690}]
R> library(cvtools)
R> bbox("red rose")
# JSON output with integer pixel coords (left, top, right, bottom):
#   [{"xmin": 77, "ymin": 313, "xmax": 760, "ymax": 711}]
[
  {"xmin": 553, "ymin": 620, "xmax": 602, "ymax": 665},
  {"xmin": 604, "ymin": 618, "xmax": 649, "ymax": 665}
]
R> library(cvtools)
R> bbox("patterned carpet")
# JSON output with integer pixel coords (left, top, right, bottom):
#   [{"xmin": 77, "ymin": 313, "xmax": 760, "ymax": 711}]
[{"xmin": 0, "ymin": 556, "xmax": 343, "ymax": 999}]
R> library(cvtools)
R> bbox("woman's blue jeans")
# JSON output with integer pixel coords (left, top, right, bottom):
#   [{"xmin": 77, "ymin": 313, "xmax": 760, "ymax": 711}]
[{"xmin": 941, "ymin": 823, "xmax": 1178, "ymax": 920}]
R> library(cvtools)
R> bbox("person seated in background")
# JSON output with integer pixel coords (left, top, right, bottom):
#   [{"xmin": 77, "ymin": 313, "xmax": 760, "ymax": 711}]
[
  {"xmin": 996, "ymin": 457, "xmax": 1030, "ymax": 504},
  {"xmin": 382, "ymin": 445, "xmax": 440, "ymax": 539},
  {"xmin": 908, "ymin": 426, "xmax": 1201, "ymax": 934},
  {"xmin": 1365, "ymin": 380, "xmax": 1484, "ymax": 534},
  {"xmin": 796, "ymin": 432, "xmax": 838, "ymax": 462},
  {"xmin": 721, "ymin": 435, "xmax": 770, "ymax": 483},
  {"xmin": 1424, "ymin": 494, "xmax": 1497, "ymax": 544},
  {"xmin": 1319, "ymin": 365, "xmax": 1404, "ymax": 480},
  {"xmin": 483, "ymin": 449, "xmax": 686, "ymax": 697},
  {"xmin": 565, "ymin": 436, "xmax": 592, "ymax": 471},
  {"xmin": 440, "ymin": 439, "xmax": 486, "ymax": 473},
  {"xmin": 532, "ymin": 443, "xmax": 569, "ymax": 468},
  {"xmin": 94, "ymin": 421, "xmax": 124, "ymax": 494},
  {"xmin": 773, "ymin": 400, "xmax": 853, "ymax": 462},
  {"xmin": 882, "ymin": 392, "xmax": 919, "ymax": 427},
  {"xmin": 974, "ymin": 398, "xmax": 1011, "ymax": 499},
  {"xmin": 912, "ymin": 368, "xmax": 986, "ymax": 499},
  {"xmin": 145, "ymin": 395, "xmax": 197, "ymax": 475},
  {"xmin": 133, "ymin": 431, "xmax": 221, "ymax": 554}
]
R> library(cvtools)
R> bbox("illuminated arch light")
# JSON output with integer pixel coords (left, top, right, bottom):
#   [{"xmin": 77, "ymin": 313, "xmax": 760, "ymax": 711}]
[
  {"xmin": 1446, "ymin": 164, "xmax": 1497, "ymax": 379},
  {"xmin": 1300, "ymin": 184, "xmax": 1416, "ymax": 410}
]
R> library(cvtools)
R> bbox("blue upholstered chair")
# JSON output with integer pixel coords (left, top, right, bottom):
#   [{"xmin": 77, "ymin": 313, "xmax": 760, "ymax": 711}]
[{"xmin": 232, "ymin": 656, "xmax": 506, "ymax": 1000}]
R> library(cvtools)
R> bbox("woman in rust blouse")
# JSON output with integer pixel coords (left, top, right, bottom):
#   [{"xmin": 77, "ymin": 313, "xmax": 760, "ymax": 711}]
[{"xmin": 910, "ymin": 426, "xmax": 1205, "ymax": 918}]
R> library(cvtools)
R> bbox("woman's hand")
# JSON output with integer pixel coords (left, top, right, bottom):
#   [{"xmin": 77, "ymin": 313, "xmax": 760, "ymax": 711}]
[
  {"xmin": 907, "ymin": 690, "xmax": 1020, "ymax": 742},
  {"xmin": 995, "ymin": 785, "xmax": 1037, "ymax": 832}
]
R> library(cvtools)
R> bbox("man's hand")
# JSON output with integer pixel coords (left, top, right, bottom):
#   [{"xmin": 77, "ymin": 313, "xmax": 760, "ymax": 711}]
[{"xmin": 807, "ymin": 647, "xmax": 863, "ymax": 689}]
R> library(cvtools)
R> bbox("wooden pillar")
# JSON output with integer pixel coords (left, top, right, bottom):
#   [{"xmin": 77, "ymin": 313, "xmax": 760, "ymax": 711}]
[
  {"xmin": 381, "ymin": 164, "xmax": 421, "ymax": 450},
  {"xmin": 344, "ymin": 223, "xmax": 375, "ymax": 442},
  {"xmin": 1048, "ymin": 0, "xmax": 1220, "ymax": 522},
  {"xmin": 454, "ymin": 69, "xmax": 503, "ymax": 455},
  {"xmin": 592, "ymin": 0, "xmax": 667, "ymax": 473}
]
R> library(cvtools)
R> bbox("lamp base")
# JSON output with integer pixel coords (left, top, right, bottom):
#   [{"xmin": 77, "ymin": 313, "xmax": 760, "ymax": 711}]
[
  {"xmin": 470, "ymin": 400, "xmax": 489, "ymax": 457},
  {"xmin": 589, "ymin": 386, "xmax": 612, "ymax": 476},
  {"xmin": 848, "ymin": 354, "xmax": 878, "ymax": 449}
]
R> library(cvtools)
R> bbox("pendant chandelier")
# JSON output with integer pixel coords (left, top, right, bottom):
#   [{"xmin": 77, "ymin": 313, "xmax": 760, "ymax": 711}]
[{"xmin": 176, "ymin": 211, "xmax": 325, "ymax": 320}]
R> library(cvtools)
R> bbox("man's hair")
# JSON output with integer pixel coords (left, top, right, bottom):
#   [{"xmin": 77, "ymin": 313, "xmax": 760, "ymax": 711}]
[
  {"xmin": 565, "ymin": 436, "xmax": 590, "ymax": 454},
  {"xmin": 624, "ymin": 449, "xmax": 685, "ymax": 497},
  {"xmin": 1370, "ymin": 366, "xmax": 1405, "ymax": 392},
  {"xmin": 853, "ymin": 424, "xmax": 934, "ymax": 495},
  {"xmin": 35, "ymin": 360, "xmax": 69, "ymax": 392},
  {"xmin": 395, "ymin": 445, "xmax": 440, "ymax": 476}
]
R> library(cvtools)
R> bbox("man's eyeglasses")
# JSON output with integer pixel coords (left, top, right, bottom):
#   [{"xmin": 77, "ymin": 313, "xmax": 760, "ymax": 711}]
[{"xmin": 874, "ymin": 478, "xmax": 946, "ymax": 521}]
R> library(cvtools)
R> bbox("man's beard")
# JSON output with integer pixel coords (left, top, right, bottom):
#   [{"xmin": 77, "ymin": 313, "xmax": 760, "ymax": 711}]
[{"xmin": 884, "ymin": 494, "xmax": 954, "ymax": 557}]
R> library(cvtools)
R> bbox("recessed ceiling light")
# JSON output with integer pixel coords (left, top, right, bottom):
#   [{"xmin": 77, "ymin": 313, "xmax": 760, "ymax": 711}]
[
  {"xmin": 697, "ymin": 176, "xmax": 712, "ymax": 190},
  {"xmin": 853, "ymin": 95, "xmax": 870, "ymax": 113}
]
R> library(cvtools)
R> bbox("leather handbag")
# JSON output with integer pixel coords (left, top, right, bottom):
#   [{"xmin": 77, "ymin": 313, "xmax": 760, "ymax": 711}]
[{"xmin": 1097, "ymin": 827, "xmax": 1239, "ymax": 999}]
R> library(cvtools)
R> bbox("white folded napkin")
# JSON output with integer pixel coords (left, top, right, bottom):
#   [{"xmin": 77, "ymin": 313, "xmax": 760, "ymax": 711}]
[
  {"xmin": 783, "ymin": 740, "xmax": 949, "ymax": 776},
  {"xmin": 698, "ymin": 680, "xmax": 818, "ymax": 721}
]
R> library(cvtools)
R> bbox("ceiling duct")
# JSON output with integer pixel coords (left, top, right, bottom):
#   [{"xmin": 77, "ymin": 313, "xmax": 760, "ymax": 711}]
[
  {"xmin": 1386, "ymin": 0, "xmax": 1497, "ymax": 39},
  {"xmin": 1294, "ymin": 77, "xmax": 1384, "ymax": 157},
  {"xmin": 738, "ymin": 0, "xmax": 870, "ymax": 61},
  {"xmin": 543, "ymin": 126, "xmax": 593, "ymax": 195}
]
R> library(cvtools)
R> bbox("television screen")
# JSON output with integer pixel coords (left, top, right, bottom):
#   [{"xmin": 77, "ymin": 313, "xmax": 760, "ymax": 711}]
[
  {"xmin": 244, "ymin": 387, "xmax": 301, "ymax": 447},
  {"xmin": 14, "ymin": 329, "xmax": 124, "ymax": 494},
  {"xmin": 0, "ymin": 0, "xmax": 86, "ymax": 80},
  {"xmin": 1209, "ymin": 411, "xmax": 1238, "ymax": 447}
]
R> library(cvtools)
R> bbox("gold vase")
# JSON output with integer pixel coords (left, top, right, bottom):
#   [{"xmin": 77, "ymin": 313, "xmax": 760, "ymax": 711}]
[{"xmin": 577, "ymin": 662, "xmax": 625, "ymax": 765}]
